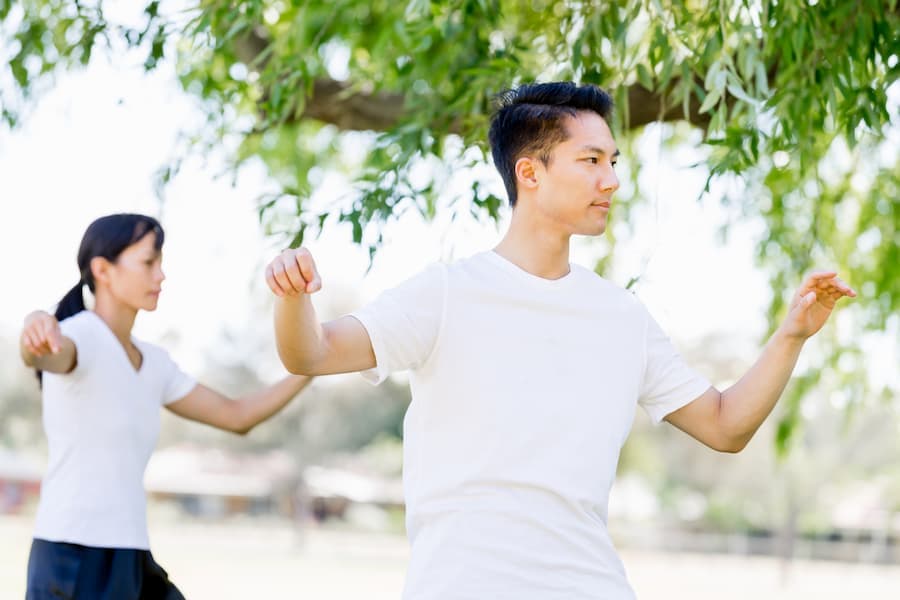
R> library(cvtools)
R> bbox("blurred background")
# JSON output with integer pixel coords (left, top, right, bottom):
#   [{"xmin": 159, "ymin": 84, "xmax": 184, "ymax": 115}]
[{"xmin": 1, "ymin": 1, "xmax": 898, "ymax": 598}]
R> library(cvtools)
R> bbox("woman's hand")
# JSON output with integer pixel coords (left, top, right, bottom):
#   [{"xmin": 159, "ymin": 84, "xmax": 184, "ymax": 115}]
[
  {"xmin": 21, "ymin": 311, "xmax": 64, "ymax": 357},
  {"xmin": 20, "ymin": 311, "xmax": 76, "ymax": 373}
]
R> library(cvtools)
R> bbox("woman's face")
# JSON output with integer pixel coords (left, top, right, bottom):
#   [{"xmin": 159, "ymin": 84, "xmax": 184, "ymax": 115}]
[{"xmin": 101, "ymin": 232, "xmax": 165, "ymax": 312}]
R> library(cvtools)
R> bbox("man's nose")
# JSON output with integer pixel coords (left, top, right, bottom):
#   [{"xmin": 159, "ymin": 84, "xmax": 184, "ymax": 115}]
[{"xmin": 600, "ymin": 168, "xmax": 619, "ymax": 193}]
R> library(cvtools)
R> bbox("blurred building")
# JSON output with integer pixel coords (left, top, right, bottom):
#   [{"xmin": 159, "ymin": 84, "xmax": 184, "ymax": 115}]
[
  {"xmin": 145, "ymin": 444, "xmax": 299, "ymax": 517},
  {"xmin": 303, "ymin": 463, "xmax": 404, "ymax": 522},
  {"xmin": 0, "ymin": 450, "xmax": 42, "ymax": 514}
]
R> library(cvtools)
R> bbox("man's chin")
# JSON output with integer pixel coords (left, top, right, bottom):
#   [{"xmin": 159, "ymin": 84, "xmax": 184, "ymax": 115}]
[{"xmin": 577, "ymin": 223, "xmax": 607, "ymax": 237}]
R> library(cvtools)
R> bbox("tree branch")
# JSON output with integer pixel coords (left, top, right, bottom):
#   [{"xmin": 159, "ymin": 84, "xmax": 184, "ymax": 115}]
[
  {"xmin": 303, "ymin": 79, "xmax": 406, "ymax": 131},
  {"xmin": 261, "ymin": 75, "xmax": 714, "ymax": 134},
  {"xmin": 234, "ymin": 28, "xmax": 717, "ymax": 134}
]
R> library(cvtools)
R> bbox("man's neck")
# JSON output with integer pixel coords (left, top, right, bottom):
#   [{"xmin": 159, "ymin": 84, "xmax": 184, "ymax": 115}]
[{"xmin": 494, "ymin": 210, "xmax": 572, "ymax": 280}]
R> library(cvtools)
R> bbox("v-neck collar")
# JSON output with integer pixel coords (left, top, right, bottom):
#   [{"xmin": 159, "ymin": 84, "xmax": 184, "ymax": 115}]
[{"xmin": 85, "ymin": 310, "xmax": 144, "ymax": 375}]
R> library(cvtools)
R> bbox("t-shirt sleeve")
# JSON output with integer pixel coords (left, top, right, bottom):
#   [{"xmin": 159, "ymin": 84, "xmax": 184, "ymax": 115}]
[
  {"xmin": 349, "ymin": 262, "xmax": 447, "ymax": 385},
  {"xmin": 157, "ymin": 348, "xmax": 197, "ymax": 406},
  {"xmin": 58, "ymin": 312, "xmax": 98, "ymax": 376},
  {"xmin": 638, "ymin": 309, "xmax": 712, "ymax": 424}
]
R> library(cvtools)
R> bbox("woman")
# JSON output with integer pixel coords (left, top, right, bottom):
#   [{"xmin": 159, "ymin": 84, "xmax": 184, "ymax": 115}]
[{"xmin": 19, "ymin": 213, "xmax": 312, "ymax": 599}]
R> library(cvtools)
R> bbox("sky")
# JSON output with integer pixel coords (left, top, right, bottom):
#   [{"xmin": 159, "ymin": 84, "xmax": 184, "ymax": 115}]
[{"xmin": 0, "ymin": 48, "xmax": 828, "ymax": 386}]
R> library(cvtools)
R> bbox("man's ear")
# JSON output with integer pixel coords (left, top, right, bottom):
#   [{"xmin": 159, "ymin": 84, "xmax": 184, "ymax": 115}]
[
  {"xmin": 90, "ymin": 256, "xmax": 113, "ymax": 286},
  {"xmin": 514, "ymin": 156, "xmax": 540, "ymax": 191}
]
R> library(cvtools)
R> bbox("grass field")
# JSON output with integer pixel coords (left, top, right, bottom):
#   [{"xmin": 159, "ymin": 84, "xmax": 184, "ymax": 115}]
[{"xmin": 2, "ymin": 514, "xmax": 897, "ymax": 598}]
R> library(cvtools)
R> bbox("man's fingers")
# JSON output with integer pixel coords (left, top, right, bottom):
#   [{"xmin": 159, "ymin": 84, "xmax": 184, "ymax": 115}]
[
  {"xmin": 802, "ymin": 271, "xmax": 836, "ymax": 290},
  {"xmin": 803, "ymin": 291, "xmax": 816, "ymax": 306},
  {"xmin": 266, "ymin": 248, "xmax": 321, "ymax": 297},
  {"xmin": 830, "ymin": 277, "xmax": 856, "ymax": 297},
  {"xmin": 801, "ymin": 271, "xmax": 856, "ymax": 299},
  {"xmin": 271, "ymin": 261, "xmax": 300, "ymax": 296},
  {"xmin": 305, "ymin": 269, "xmax": 322, "ymax": 293},
  {"xmin": 295, "ymin": 251, "xmax": 320, "ymax": 293},
  {"xmin": 283, "ymin": 255, "xmax": 311, "ymax": 293},
  {"xmin": 305, "ymin": 277, "xmax": 322, "ymax": 294},
  {"xmin": 806, "ymin": 271, "xmax": 838, "ymax": 288},
  {"xmin": 813, "ymin": 276, "xmax": 856, "ymax": 299},
  {"xmin": 265, "ymin": 264, "xmax": 285, "ymax": 297},
  {"xmin": 792, "ymin": 290, "xmax": 816, "ymax": 312}
]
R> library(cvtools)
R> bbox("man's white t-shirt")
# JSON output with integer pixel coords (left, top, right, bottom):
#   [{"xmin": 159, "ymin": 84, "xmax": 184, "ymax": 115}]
[
  {"xmin": 351, "ymin": 251, "xmax": 711, "ymax": 599},
  {"xmin": 34, "ymin": 310, "xmax": 196, "ymax": 549}
]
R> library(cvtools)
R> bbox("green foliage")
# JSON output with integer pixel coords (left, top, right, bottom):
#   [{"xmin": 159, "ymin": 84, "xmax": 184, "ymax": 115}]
[
  {"xmin": 0, "ymin": 339, "xmax": 42, "ymax": 449},
  {"xmin": 2, "ymin": 0, "xmax": 898, "ymax": 447}
]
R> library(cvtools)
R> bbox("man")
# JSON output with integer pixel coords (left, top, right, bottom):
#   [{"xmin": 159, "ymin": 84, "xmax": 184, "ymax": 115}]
[{"xmin": 264, "ymin": 82, "xmax": 855, "ymax": 599}]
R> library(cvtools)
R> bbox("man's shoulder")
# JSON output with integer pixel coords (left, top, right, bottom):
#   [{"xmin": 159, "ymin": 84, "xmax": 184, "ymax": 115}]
[
  {"xmin": 440, "ymin": 251, "xmax": 495, "ymax": 279},
  {"xmin": 570, "ymin": 264, "xmax": 637, "ymax": 296},
  {"xmin": 445, "ymin": 250, "xmax": 490, "ymax": 269}
]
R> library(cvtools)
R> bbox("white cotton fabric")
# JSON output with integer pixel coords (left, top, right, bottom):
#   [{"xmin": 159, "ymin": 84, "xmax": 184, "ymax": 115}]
[
  {"xmin": 351, "ymin": 251, "xmax": 711, "ymax": 599},
  {"xmin": 34, "ymin": 310, "xmax": 196, "ymax": 549}
]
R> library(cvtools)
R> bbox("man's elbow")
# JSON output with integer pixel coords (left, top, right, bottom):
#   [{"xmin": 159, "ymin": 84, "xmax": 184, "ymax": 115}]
[
  {"xmin": 714, "ymin": 441, "xmax": 745, "ymax": 454},
  {"xmin": 280, "ymin": 356, "xmax": 319, "ymax": 376},
  {"xmin": 712, "ymin": 432, "xmax": 752, "ymax": 454},
  {"xmin": 230, "ymin": 424, "xmax": 253, "ymax": 436},
  {"xmin": 276, "ymin": 346, "xmax": 315, "ymax": 376},
  {"xmin": 711, "ymin": 393, "xmax": 752, "ymax": 453}
]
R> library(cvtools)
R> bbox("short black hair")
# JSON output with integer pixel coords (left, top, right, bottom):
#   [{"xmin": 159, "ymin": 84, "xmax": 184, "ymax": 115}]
[{"xmin": 488, "ymin": 82, "xmax": 614, "ymax": 206}]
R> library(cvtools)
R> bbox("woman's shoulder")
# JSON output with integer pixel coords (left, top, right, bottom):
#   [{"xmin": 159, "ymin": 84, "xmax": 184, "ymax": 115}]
[
  {"xmin": 56, "ymin": 310, "xmax": 102, "ymax": 345},
  {"xmin": 58, "ymin": 309, "xmax": 96, "ymax": 329},
  {"xmin": 133, "ymin": 338, "xmax": 179, "ymax": 371}
]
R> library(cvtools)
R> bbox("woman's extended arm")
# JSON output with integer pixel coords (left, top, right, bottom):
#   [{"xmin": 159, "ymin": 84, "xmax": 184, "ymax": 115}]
[{"xmin": 165, "ymin": 374, "xmax": 313, "ymax": 435}]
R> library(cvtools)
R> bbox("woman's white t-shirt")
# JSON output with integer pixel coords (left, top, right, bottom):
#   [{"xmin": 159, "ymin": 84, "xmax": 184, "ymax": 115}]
[
  {"xmin": 33, "ymin": 310, "xmax": 196, "ymax": 549},
  {"xmin": 351, "ymin": 251, "xmax": 711, "ymax": 600}
]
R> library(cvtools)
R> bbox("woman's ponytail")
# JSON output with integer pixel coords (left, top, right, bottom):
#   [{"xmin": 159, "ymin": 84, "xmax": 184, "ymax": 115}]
[{"xmin": 54, "ymin": 280, "xmax": 87, "ymax": 323}]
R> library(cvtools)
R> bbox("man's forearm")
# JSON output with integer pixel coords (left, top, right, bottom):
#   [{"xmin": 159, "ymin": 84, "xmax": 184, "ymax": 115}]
[
  {"xmin": 274, "ymin": 295, "xmax": 327, "ymax": 373},
  {"xmin": 720, "ymin": 328, "xmax": 806, "ymax": 446}
]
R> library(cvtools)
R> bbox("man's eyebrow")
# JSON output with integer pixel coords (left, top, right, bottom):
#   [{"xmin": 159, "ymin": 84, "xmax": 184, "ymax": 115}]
[{"xmin": 580, "ymin": 145, "xmax": 620, "ymax": 157}]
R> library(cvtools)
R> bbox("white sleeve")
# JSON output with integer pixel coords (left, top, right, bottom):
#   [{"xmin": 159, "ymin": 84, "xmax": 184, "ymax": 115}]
[
  {"xmin": 58, "ymin": 312, "xmax": 98, "ymax": 377},
  {"xmin": 157, "ymin": 348, "xmax": 197, "ymax": 406},
  {"xmin": 349, "ymin": 262, "xmax": 447, "ymax": 385},
  {"xmin": 638, "ymin": 309, "xmax": 711, "ymax": 424}
]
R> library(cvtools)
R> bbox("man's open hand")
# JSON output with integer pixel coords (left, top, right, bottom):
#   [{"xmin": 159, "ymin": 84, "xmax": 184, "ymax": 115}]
[{"xmin": 779, "ymin": 271, "xmax": 856, "ymax": 340}]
